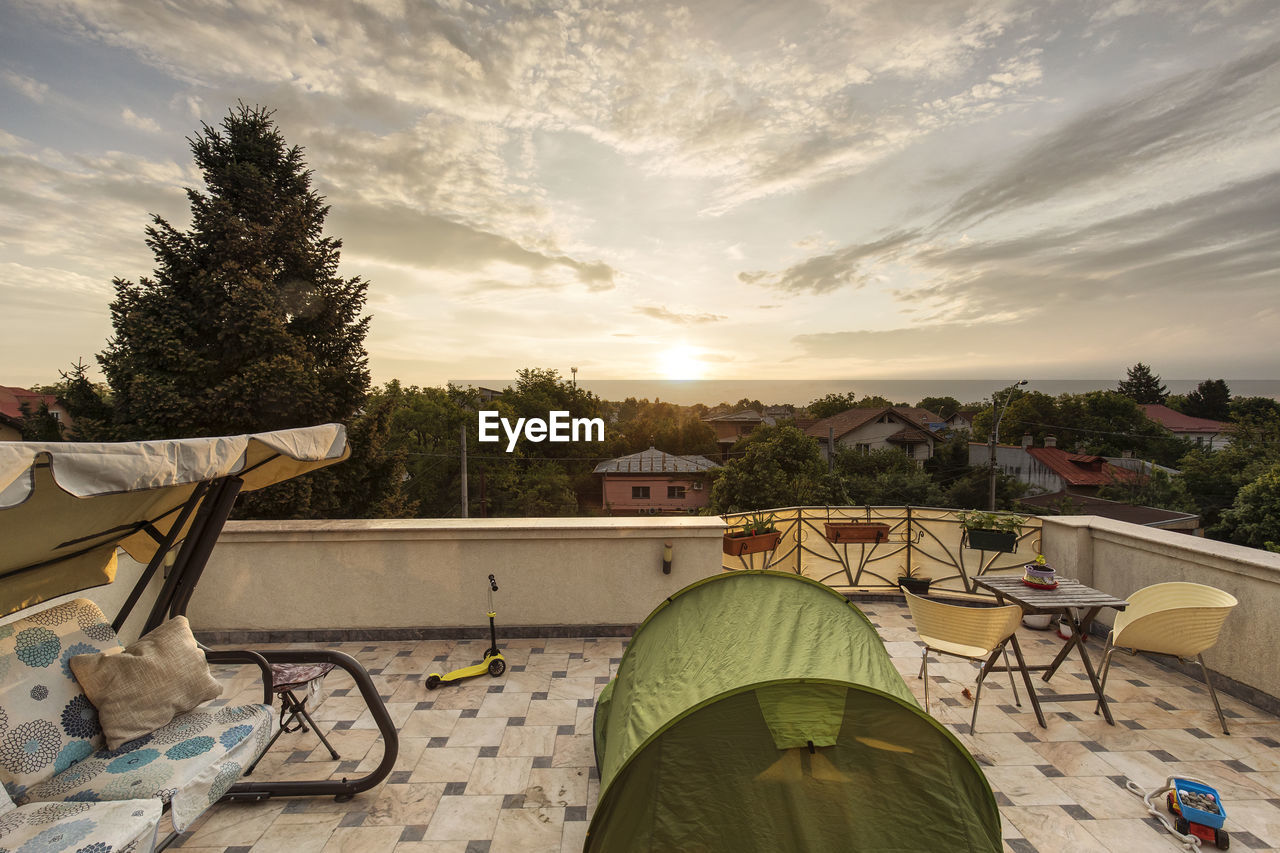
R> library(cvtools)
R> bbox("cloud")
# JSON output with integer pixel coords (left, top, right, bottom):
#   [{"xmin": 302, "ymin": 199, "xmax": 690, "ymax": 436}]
[
  {"xmin": 18, "ymin": 0, "xmax": 1055, "ymax": 216},
  {"xmin": 120, "ymin": 107, "xmax": 161, "ymax": 133},
  {"xmin": 2, "ymin": 70, "xmax": 50, "ymax": 102},
  {"xmin": 938, "ymin": 40, "xmax": 1280, "ymax": 229},
  {"xmin": 738, "ymin": 230, "xmax": 920, "ymax": 294},
  {"xmin": 331, "ymin": 201, "xmax": 615, "ymax": 292},
  {"xmin": 634, "ymin": 306, "xmax": 726, "ymax": 325}
]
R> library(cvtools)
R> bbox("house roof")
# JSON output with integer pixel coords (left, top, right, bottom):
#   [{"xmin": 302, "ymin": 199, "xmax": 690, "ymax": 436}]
[
  {"xmin": 804, "ymin": 407, "xmax": 939, "ymax": 444},
  {"xmin": 0, "ymin": 386, "xmax": 58, "ymax": 421},
  {"xmin": 703, "ymin": 409, "xmax": 765, "ymax": 423},
  {"xmin": 1017, "ymin": 490, "xmax": 1198, "ymax": 529},
  {"xmin": 1025, "ymin": 447, "xmax": 1146, "ymax": 487},
  {"xmin": 1140, "ymin": 404, "xmax": 1231, "ymax": 434},
  {"xmin": 593, "ymin": 447, "xmax": 720, "ymax": 475}
]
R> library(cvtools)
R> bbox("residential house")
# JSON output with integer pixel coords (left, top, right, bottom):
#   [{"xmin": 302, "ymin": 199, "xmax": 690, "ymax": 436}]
[
  {"xmin": 1141, "ymin": 404, "xmax": 1232, "ymax": 450},
  {"xmin": 0, "ymin": 386, "xmax": 70, "ymax": 441},
  {"xmin": 594, "ymin": 447, "xmax": 719, "ymax": 515},
  {"xmin": 970, "ymin": 435, "xmax": 1147, "ymax": 495},
  {"xmin": 702, "ymin": 409, "xmax": 774, "ymax": 454},
  {"xmin": 945, "ymin": 410, "xmax": 979, "ymax": 433},
  {"xmin": 804, "ymin": 407, "xmax": 941, "ymax": 463}
]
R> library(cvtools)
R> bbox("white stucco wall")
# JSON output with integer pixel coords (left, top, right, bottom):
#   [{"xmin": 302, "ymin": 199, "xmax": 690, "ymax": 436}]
[
  {"xmin": 184, "ymin": 517, "xmax": 727, "ymax": 633},
  {"xmin": 1041, "ymin": 515, "xmax": 1280, "ymax": 703}
]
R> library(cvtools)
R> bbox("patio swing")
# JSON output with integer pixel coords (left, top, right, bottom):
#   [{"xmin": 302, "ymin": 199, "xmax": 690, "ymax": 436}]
[{"xmin": 0, "ymin": 424, "xmax": 399, "ymax": 810}]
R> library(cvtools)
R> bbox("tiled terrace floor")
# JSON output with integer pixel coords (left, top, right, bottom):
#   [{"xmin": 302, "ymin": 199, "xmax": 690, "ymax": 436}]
[{"xmin": 181, "ymin": 601, "xmax": 1280, "ymax": 853}]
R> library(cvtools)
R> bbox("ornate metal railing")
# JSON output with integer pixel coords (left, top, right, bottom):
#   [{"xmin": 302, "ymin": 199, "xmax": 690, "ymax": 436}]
[{"xmin": 720, "ymin": 506, "xmax": 1043, "ymax": 597}]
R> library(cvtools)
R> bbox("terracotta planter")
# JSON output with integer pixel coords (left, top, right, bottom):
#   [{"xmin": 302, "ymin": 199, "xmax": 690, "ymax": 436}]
[
  {"xmin": 723, "ymin": 531, "xmax": 781, "ymax": 557},
  {"xmin": 824, "ymin": 522, "xmax": 890, "ymax": 544},
  {"xmin": 897, "ymin": 577, "xmax": 932, "ymax": 595},
  {"xmin": 963, "ymin": 528, "xmax": 1018, "ymax": 553}
]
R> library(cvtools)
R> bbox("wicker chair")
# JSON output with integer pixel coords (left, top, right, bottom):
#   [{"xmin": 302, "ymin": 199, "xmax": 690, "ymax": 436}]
[
  {"xmin": 904, "ymin": 591, "xmax": 1025, "ymax": 732},
  {"xmin": 1097, "ymin": 582, "xmax": 1237, "ymax": 733}
]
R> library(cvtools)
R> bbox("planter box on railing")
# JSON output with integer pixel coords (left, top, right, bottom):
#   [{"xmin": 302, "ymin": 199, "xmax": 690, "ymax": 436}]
[
  {"xmin": 824, "ymin": 522, "xmax": 891, "ymax": 544},
  {"xmin": 963, "ymin": 528, "xmax": 1018, "ymax": 553},
  {"xmin": 723, "ymin": 531, "xmax": 781, "ymax": 557}
]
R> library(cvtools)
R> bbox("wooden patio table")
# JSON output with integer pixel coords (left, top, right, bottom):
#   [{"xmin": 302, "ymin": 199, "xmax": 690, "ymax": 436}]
[{"xmin": 972, "ymin": 576, "xmax": 1128, "ymax": 727}]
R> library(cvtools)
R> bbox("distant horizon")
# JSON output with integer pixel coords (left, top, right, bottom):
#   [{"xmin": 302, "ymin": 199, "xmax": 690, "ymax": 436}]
[{"xmin": 453, "ymin": 378, "xmax": 1280, "ymax": 407}]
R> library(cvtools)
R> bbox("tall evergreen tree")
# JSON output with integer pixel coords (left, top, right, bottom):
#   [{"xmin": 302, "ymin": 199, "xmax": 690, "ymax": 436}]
[
  {"xmin": 99, "ymin": 104, "xmax": 370, "ymax": 440},
  {"xmin": 1116, "ymin": 363, "xmax": 1168, "ymax": 404},
  {"xmin": 1183, "ymin": 379, "xmax": 1232, "ymax": 421}
]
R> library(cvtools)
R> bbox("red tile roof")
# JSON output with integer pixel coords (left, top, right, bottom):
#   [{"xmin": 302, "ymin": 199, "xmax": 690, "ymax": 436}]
[
  {"xmin": 1025, "ymin": 447, "xmax": 1146, "ymax": 487},
  {"xmin": 1140, "ymin": 404, "xmax": 1231, "ymax": 434},
  {"xmin": 0, "ymin": 386, "xmax": 58, "ymax": 421}
]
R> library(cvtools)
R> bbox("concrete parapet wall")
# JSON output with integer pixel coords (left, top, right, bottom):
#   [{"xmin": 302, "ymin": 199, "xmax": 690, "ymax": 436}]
[
  {"xmin": 1042, "ymin": 515, "xmax": 1280, "ymax": 706},
  {"xmin": 186, "ymin": 517, "xmax": 727, "ymax": 635}
]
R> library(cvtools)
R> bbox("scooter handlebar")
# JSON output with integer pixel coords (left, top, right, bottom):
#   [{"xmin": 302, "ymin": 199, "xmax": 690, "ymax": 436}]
[{"xmin": 488, "ymin": 574, "xmax": 499, "ymax": 591}]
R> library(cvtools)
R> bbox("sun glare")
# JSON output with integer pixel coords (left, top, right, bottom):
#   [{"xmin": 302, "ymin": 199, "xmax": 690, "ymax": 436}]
[{"xmin": 657, "ymin": 343, "xmax": 706, "ymax": 380}]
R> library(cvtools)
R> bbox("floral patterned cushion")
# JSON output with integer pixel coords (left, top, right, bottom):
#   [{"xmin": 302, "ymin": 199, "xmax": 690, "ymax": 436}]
[
  {"xmin": 0, "ymin": 599, "xmax": 120, "ymax": 799},
  {"xmin": 0, "ymin": 798, "xmax": 160, "ymax": 853},
  {"xmin": 17, "ymin": 703, "xmax": 274, "ymax": 833}
]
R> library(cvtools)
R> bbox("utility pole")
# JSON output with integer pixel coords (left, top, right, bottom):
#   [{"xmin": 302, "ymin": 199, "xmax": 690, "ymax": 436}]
[
  {"xmin": 571, "ymin": 366, "xmax": 578, "ymax": 389},
  {"xmin": 460, "ymin": 420, "xmax": 469, "ymax": 518},
  {"xmin": 988, "ymin": 380, "xmax": 1028, "ymax": 511}
]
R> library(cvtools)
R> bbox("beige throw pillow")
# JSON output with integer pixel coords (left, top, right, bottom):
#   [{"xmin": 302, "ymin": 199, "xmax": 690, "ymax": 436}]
[{"xmin": 70, "ymin": 616, "xmax": 223, "ymax": 749}]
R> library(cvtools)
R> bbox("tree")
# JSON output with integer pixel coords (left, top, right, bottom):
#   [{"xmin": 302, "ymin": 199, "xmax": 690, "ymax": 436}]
[
  {"xmin": 17, "ymin": 401, "xmax": 64, "ymax": 441},
  {"xmin": 56, "ymin": 359, "xmax": 114, "ymax": 440},
  {"xmin": 806, "ymin": 393, "xmax": 860, "ymax": 418},
  {"xmin": 1215, "ymin": 463, "xmax": 1280, "ymax": 552},
  {"xmin": 1096, "ymin": 468, "xmax": 1196, "ymax": 513},
  {"xmin": 1182, "ymin": 380, "xmax": 1231, "ymax": 421},
  {"xmin": 916, "ymin": 396, "xmax": 961, "ymax": 418},
  {"xmin": 98, "ymin": 104, "xmax": 382, "ymax": 517},
  {"xmin": 1117, "ymin": 363, "xmax": 1168, "ymax": 404},
  {"xmin": 100, "ymin": 104, "xmax": 370, "ymax": 441},
  {"xmin": 830, "ymin": 447, "xmax": 943, "ymax": 506},
  {"xmin": 709, "ymin": 425, "xmax": 832, "ymax": 513}
]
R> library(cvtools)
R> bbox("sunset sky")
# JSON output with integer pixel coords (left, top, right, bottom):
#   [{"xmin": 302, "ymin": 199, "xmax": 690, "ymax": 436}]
[{"xmin": 2, "ymin": 0, "xmax": 1278, "ymax": 389}]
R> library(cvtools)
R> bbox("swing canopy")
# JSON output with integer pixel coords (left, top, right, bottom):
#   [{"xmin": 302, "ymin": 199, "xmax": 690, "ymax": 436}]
[{"xmin": 0, "ymin": 423, "xmax": 348, "ymax": 616}]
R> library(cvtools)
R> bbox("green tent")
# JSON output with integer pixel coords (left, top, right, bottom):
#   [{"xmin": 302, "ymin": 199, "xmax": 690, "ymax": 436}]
[{"xmin": 588, "ymin": 571, "xmax": 1002, "ymax": 852}]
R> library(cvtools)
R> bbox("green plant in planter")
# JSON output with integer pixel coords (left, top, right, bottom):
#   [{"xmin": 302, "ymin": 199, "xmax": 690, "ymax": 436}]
[
  {"xmin": 957, "ymin": 510, "xmax": 1026, "ymax": 553},
  {"xmin": 730, "ymin": 511, "xmax": 778, "ymax": 538},
  {"xmin": 956, "ymin": 510, "xmax": 1026, "ymax": 533}
]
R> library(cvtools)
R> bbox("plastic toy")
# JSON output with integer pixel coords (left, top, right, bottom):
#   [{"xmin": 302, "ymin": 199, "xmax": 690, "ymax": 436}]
[
  {"xmin": 1127, "ymin": 775, "xmax": 1229, "ymax": 849},
  {"xmin": 426, "ymin": 574, "xmax": 506, "ymax": 689}
]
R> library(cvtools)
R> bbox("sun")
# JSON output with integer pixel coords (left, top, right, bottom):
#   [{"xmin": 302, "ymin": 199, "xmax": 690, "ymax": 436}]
[{"xmin": 656, "ymin": 343, "xmax": 707, "ymax": 380}]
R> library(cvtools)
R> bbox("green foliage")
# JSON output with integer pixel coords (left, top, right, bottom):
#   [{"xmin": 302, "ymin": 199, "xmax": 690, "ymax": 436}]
[
  {"xmin": 486, "ymin": 460, "xmax": 579, "ymax": 517},
  {"xmin": 941, "ymin": 467, "xmax": 1025, "ymax": 511},
  {"xmin": 1096, "ymin": 467, "xmax": 1197, "ymax": 513},
  {"xmin": 829, "ymin": 447, "xmax": 943, "ymax": 506},
  {"xmin": 1215, "ymin": 463, "xmax": 1280, "ymax": 552},
  {"xmin": 1181, "ymin": 379, "xmax": 1231, "ymax": 421},
  {"xmin": 603, "ymin": 397, "xmax": 718, "ymax": 458},
  {"xmin": 100, "ymin": 104, "xmax": 370, "ymax": 441},
  {"xmin": 1179, "ymin": 408, "xmax": 1280, "ymax": 530},
  {"xmin": 709, "ymin": 425, "xmax": 832, "ymax": 513},
  {"xmin": 728, "ymin": 511, "xmax": 778, "ymax": 537},
  {"xmin": 916, "ymin": 396, "xmax": 961, "ymax": 418},
  {"xmin": 1230, "ymin": 396, "xmax": 1280, "ymax": 422},
  {"xmin": 1117, "ymin": 363, "xmax": 1168, "ymax": 404},
  {"xmin": 56, "ymin": 360, "xmax": 114, "ymax": 440},
  {"xmin": 804, "ymin": 392, "xmax": 898, "ymax": 419},
  {"xmin": 96, "ymin": 104, "xmax": 391, "ymax": 517},
  {"xmin": 956, "ymin": 510, "xmax": 1026, "ymax": 533},
  {"xmin": 17, "ymin": 401, "xmax": 64, "ymax": 441}
]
